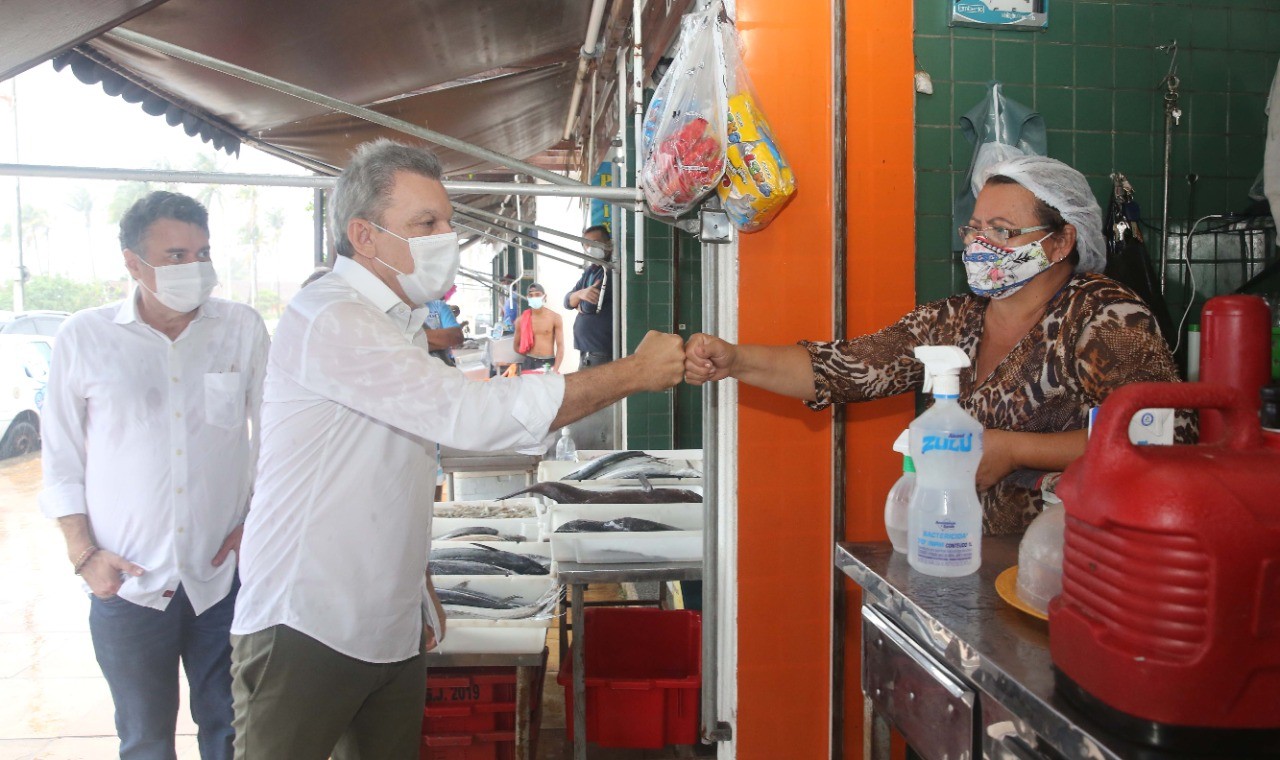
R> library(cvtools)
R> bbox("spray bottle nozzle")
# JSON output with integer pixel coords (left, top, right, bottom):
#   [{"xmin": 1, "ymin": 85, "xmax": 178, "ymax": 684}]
[{"xmin": 914, "ymin": 346, "xmax": 971, "ymax": 397}]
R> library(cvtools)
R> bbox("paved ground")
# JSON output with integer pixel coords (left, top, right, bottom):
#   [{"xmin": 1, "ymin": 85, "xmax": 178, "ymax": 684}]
[
  {"xmin": 0, "ymin": 453, "xmax": 699, "ymax": 759},
  {"xmin": 0, "ymin": 453, "xmax": 201, "ymax": 759}
]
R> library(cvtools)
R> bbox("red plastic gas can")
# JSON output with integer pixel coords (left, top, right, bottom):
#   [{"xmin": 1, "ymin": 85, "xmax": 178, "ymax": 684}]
[
  {"xmin": 1053, "ymin": 383, "xmax": 1280, "ymax": 753},
  {"xmin": 1199, "ymin": 295, "xmax": 1272, "ymax": 444}
]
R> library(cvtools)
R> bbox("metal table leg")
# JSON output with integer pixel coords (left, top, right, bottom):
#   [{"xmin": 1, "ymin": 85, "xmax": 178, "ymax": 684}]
[
  {"xmin": 864, "ymin": 694, "xmax": 891, "ymax": 760},
  {"xmin": 572, "ymin": 582, "xmax": 586, "ymax": 760},
  {"xmin": 515, "ymin": 664, "xmax": 532, "ymax": 760}
]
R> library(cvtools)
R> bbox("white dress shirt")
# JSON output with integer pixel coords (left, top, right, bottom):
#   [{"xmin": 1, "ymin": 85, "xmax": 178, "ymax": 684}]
[
  {"xmin": 40, "ymin": 293, "xmax": 270, "ymax": 614},
  {"xmin": 232, "ymin": 257, "xmax": 564, "ymax": 663}
]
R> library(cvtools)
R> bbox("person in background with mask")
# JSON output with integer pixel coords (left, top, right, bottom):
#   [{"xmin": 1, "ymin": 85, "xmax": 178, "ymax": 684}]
[
  {"xmin": 565, "ymin": 225, "xmax": 613, "ymax": 366},
  {"xmin": 230, "ymin": 139, "xmax": 684, "ymax": 759},
  {"xmin": 516, "ymin": 282, "xmax": 563, "ymax": 373},
  {"xmin": 39, "ymin": 191, "xmax": 270, "ymax": 760},
  {"xmin": 684, "ymin": 156, "xmax": 1194, "ymax": 535}
]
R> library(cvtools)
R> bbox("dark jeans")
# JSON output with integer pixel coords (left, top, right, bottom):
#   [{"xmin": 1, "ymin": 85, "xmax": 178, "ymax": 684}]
[
  {"xmin": 521, "ymin": 355, "xmax": 555, "ymax": 371},
  {"xmin": 89, "ymin": 579, "xmax": 238, "ymax": 760},
  {"xmin": 580, "ymin": 351, "xmax": 612, "ymax": 367}
]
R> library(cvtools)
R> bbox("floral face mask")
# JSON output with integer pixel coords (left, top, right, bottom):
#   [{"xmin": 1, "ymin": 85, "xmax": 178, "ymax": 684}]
[{"xmin": 962, "ymin": 233, "xmax": 1055, "ymax": 299}]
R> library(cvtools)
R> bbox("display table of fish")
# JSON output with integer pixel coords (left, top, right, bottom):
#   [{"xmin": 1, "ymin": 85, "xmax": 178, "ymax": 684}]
[
  {"xmin": 430, "ymin": 576, "xmax": 561, "ymax": 655},
  {"xmin": 548, "ymin": 503, "xmax": 703, "ymax": 564}
]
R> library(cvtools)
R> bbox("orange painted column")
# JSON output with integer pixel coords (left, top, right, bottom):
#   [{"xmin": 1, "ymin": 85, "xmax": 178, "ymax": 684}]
[
  {"xmin": 840, "ymin": 2, "xmax": 918, "ymax": 757},
  {"xmin": 732, "ymin": 2, "xmax": 835, "ymax": 758},
  {"xmin": 732, "ymin": 1, "xmax": 915, "ymax": 758}
]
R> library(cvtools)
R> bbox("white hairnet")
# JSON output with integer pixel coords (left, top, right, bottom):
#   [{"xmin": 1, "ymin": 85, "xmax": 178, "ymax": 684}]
[{"xmin": 978, "ymin": 155, "xmax": 1106, "ymax": 273}]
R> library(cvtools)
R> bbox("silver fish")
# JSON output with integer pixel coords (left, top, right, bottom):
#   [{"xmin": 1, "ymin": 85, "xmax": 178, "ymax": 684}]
[
  {"xmin": 563, "ymin": 450, "xmax": 649, "ymax": 480},
  {"xmin": 581, "ymin": 460, "xmax": 702, "ymax": 481},
  {"xmin": 437, "ymin": 586, "xmax": 522, "ymax": 609},
  {"xmin": 436, "ymin": 525, "xmax": 526, "ymax": 542},
  {"xmin": 431, "ymin": 559, "xmax": 516, "ymax": 575},
  {"xmin": 555, "ymin": 517, "xmax": 680, "ymax": 533},
  {"xmin": 430, "ymin": 545, "xmax": 549, "ymax": 575},
  {"xmin": 496, "ymin": 481, "xmax": 702, "ymax": 504}
]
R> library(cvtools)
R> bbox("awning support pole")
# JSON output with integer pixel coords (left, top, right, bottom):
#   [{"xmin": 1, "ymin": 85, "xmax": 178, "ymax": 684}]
[
  {"xmin": 452, "ymin": 219, "xmax": 586, "ymax": 270},
  {"xmin": 454, "ymin": 209, "xmax": 616, "ymax": 269},
  {"xmin": 0, "ymin": 163, "xmax": 643, "ymax": 201},
  {"xmin": 104, "ymin": 27, "xmax": 585, "ymax": 188},
  {"xmin": 452, "ymin": 200, "xmax": 612, "ymax": 253}
]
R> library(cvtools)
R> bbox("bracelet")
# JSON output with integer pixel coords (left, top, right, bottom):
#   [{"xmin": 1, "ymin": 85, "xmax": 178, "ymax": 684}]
[{"xmin": 73, "ymin": 545, "xmax": 99, "ymax": 575}]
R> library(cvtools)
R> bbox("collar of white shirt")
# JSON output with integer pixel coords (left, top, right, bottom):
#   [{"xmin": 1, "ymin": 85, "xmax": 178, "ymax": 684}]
[
  {"xmin": 113, "ymin": 284, "xmax": 222, "ymax": 327},
  {"xmin": 333, "ymin": 256, "xmax": 428, "ymax": 336}
]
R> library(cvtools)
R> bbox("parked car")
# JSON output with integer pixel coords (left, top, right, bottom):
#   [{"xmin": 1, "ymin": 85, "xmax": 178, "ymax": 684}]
[
  {"xmin": 0, "ymin": 310, "xmax": 70, "ymax": 337},
  {"xmin": 0, "ymin": 334, "xmax": 53, "ymax": 458}
]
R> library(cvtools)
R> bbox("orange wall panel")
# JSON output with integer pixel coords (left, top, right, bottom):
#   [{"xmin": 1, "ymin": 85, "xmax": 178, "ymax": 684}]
[
  {"xmin": 732, "ymin": 0, "xmax": 915, "ymax": 758},
  {"xmin": 733, "ymin": 1, "xmax": 835, "ymax": 758}
]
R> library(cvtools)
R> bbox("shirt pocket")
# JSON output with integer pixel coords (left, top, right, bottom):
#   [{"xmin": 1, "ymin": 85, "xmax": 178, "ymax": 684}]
[{"xmin": 204, "ymin": 371, "xmax": 245, "ymax": 428}]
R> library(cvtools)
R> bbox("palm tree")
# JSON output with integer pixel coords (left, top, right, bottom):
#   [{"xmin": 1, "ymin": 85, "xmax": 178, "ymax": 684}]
[{"xmin": 66, "ymin": 187, "xmax": 96, "ymax": 279}]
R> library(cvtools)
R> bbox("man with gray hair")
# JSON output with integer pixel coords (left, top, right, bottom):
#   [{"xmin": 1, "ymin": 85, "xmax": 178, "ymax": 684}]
[{"xmin": 229, "ymin": 139, "xmax": 684, "ymax": 758}]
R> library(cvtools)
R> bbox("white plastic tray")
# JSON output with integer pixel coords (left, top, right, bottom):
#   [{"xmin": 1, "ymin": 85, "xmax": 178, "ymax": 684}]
[
  {"xmin": 433, "ymin": 576, "xmax": 558, "ymax": 654},
  {"xmin": 433, "ymin": 498, "xmax": 541, "ymax": 519},
  {"xmin": 432, "ymin": 517, "xmax": 542, "ymax": 543},
  {"xmin": 548, "ymin": 503, "xmax": 703, "ymax": 564}
]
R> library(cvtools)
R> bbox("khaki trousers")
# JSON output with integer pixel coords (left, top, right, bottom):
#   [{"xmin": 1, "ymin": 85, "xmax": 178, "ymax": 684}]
[{"xmin": 231, "ymin": 625, "xmax": 425, "ymax": 760}]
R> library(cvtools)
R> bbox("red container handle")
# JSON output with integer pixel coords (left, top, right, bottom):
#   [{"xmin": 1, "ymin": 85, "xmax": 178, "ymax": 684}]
[{"xmin": 1091, "ymin": 383, "xmax": 1261, "ymax": 462}]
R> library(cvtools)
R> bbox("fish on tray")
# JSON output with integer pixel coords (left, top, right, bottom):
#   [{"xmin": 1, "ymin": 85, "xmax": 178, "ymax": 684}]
[
  {"xmin": 437, "ymin": 581, "xmax": 564, "ymax": 620},
  {"xmin": 429, "ymin": 544, "xmax": 551, "ymax": 575},
  {"xmin": 430, "ymin": 559, "xmax": 517, "ymax": 575},
  {"xmin": 563, "ymin": 451, "xmax": 702, "ymax": 481},
  {"xmin": 495, "ymin": 481, "xmax": 702, "ymax": 504},
  {"xmin": 555, "ymin": 517, "xmax": 682, "ymax": 533},
  {"xmin": 436, "ymin": 525, "xmax": 526, "ymax": 542}
]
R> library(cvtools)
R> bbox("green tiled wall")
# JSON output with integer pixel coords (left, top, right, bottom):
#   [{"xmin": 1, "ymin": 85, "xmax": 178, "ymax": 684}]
[
  {"xmin": 620, "ymin": 92, "xmax": 706, "ymax": 451},
  {"xmin": 622, "ymin": 217, "xmax": 704, "ymax": 450},
  {"xmin": 914, "ymin": 0, "xmax": 1280, "ymax": 311}
]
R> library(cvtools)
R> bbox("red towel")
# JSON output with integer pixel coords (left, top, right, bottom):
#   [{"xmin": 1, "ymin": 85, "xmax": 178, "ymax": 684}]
[{"xmin": 516, "ymin": 309, "xmax": 535, "ymax": 354}]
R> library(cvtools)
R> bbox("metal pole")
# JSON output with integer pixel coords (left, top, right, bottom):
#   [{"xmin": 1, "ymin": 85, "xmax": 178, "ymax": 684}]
[
  {"xmin": 454, "ymin": 209, "xmax": 608, "ymax": 266},
  {"xmin": 631, "ymin": 0, "xmax": 646, "ymax": 276},
  {"xmin": 105, "ymin": 27, "xmax": 580, "ymax": 188},
  {"xmin": 452, "ymin": 220, "xmax": 585, "ymax": 270},
  {"xmin": 453, "ymin": 201, "xmax": 612, "ymax": 252},
  {"xmin": 313, "ymin": 188, "xmax": 327, "ymax": 267},
  {"xmin": 0, "ymin": 163, "xmax": 643, "ymax": 201},
  {"xmin": 9, "ymin": 79, "xmax": 25, "ymax": 310},
  {"xmin": 830, "ymin": 0, "xmax": 849, "ymax": 757},
  {"xmin": 701, "ymin": 241, "xmax": 721, "ymax": 744}
]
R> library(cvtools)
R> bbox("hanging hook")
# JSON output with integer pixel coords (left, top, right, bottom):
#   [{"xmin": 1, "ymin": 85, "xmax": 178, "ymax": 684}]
[{"xmin": 1156, "ymin": 40, "xmax": 1180, "ymax": 93}]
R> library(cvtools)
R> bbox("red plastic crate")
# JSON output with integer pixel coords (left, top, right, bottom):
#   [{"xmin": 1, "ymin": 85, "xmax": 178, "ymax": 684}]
[
  {"xmin": 422, "ymin": 702, "xmax": 515, "ymax": 735},
  {"xmin": 426, "ymin": 669, "xmax": 517, "ymax": 706},
  {"xmin": 420, "ymin": 730, "xmax": 515, "ymax": 760},
  {"xmin": 558, "ymin": 608, "xmax": 701, "ymax": 749}
]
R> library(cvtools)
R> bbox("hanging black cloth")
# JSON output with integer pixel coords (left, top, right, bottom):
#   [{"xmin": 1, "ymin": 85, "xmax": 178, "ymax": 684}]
[{"xmin": 1104, "ymin": 174, "xmax": 1177, "ymax": 347}]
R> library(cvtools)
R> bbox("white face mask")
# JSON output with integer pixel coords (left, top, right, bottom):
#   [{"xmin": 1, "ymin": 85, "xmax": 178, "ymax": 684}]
[
  {"xmin": 371, "ymin": 224, "xmax": 460, "ymax": 307},
  {"xmin": 136, "ymin": 258, "xmax": 218, "ymax": 313},
  {"xmin": 528, "ymin": 296, "xmax": 545, "ymax": 310},
  {"xmin": 962, "ymin": 233, "xmax": 1055, "ymax": 299}
]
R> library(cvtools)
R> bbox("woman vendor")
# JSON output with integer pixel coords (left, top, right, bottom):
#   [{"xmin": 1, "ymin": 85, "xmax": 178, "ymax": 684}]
[{"xmin": 684, "ymin": 156, "xmax": 1193, "ymax": 535}]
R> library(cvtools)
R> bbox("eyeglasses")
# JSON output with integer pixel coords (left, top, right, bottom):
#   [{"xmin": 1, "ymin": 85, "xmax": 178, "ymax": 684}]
[{"xmin": 958, "ymin": 224, "xmax": 1050, "ymax": 246}]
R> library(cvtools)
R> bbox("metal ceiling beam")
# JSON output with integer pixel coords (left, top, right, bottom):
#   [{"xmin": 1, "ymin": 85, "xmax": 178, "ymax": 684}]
[
  {"xmin": 454, "ymin": 208, "xmax": 610, "ymax": 267},
  {"xmin": 104, "ymin": 27, "xmax": 584, "ymax": 188},
  {"xmin": 452, "ymin": 219, "xmax": 589, "ymax": 270},
  {"xmin": 452, "ymin": 200, "xmax": 612, "ymax": 253},
  {"xmin": 0, "ymin": 163, "xmax": 644, "ymax": 202}
]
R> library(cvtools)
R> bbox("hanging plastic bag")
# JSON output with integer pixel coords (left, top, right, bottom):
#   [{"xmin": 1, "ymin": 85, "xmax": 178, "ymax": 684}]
[
  {"xmin": 715, "ymin": 20, "xmax": 797, "ymax": 232},
  {"xmin": 952, "ymin": 82, "xmax": 1046, "ymax": 246},
  {"xmin": 640, "ymin": 8, "xmax": 729, "ymax": 217}
]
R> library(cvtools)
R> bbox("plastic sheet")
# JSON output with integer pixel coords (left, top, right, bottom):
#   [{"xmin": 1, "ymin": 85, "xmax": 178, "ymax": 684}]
[
  {"xmin": 639, "ymin": 8, "xmax": 729, "ymax": 216},
  {"xmin": 953, "ymin": 82, "xmax": 1046, "ymax": 246}
]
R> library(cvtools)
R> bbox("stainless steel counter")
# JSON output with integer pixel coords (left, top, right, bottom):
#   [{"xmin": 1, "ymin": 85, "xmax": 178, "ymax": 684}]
[{"xmin": 837, "ymin": 537, "xmax": 1191, "ymax": 760}]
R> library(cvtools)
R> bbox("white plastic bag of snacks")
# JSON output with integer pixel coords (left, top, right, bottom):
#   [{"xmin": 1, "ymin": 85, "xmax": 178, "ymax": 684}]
[{"xmin": 640, "ymin": 7, "xmax": 729, "ymax": 217}]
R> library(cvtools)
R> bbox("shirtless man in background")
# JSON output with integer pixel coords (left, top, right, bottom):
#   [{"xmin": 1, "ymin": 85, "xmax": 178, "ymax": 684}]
[{"xmin": 520, "ymin": 282, "xmax": 564, "ymax": 372}]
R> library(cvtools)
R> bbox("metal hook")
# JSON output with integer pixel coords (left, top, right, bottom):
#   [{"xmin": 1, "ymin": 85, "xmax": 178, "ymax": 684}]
[{"xmin": 1157, "ymin": 40, "xmax": 1180, "ymax": 91}]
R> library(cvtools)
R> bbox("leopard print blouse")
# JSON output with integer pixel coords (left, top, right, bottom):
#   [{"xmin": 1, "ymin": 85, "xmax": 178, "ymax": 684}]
[{"xmin": 802, "ymin": 273, "xmax": 1193, "ymax": 535}]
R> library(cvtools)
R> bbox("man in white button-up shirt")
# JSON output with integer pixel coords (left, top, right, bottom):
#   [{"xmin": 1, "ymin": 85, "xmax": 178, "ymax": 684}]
[
  {"xmin": 40, "ymin": 192, "xmax": 269, "ymax": 760},
  {"xmin": 229, "ymin": 140, "xmax": 685, "ymax": 759}
]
